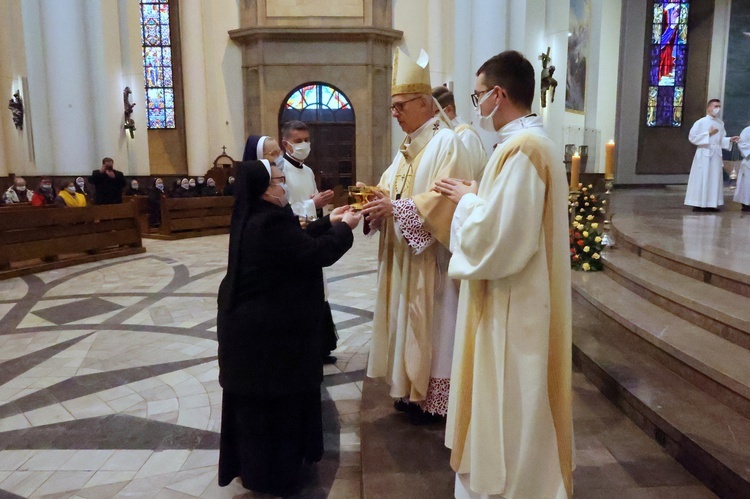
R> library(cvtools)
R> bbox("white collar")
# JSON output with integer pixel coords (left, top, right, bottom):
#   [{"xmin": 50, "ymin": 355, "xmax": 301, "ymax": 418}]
[{"xmin": 496, "ymin": 114, "xmax": 544, "ymax": 144}]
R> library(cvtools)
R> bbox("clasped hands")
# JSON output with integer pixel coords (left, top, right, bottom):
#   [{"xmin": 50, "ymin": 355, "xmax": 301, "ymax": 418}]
[{"xmin": 433, "ymin": 178, "xmax": 478, "ymax": 204}]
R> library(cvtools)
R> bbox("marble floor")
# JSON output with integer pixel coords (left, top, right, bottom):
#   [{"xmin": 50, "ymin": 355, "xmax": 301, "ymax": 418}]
[{"xmin": 0, "ymin": 191, "xmax": 724, "ymax": 498}]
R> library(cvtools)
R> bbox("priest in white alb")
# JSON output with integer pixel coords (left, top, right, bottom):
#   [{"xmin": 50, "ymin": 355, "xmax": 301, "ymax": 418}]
[
  {"xmin": 435, "ymin": 50, "xmax": 574, "ymax": 498},
  {"xmin": 685, "ymin": 99, "xmax": 739, "ymax": 211},
  {"xmin": 432, "ymin": 85, "xmax": 489, "ymax": 180},
  {"xmin": 734, "ymin": 125, "xmax": 750, "ymax": 211},
  {"xmin": 363, "ymin": 48, "xmax": 473, "ymax": 424}
]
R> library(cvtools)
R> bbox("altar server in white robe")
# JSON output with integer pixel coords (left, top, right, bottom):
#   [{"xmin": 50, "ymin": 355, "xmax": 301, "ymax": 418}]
[
  {"xmin": 432, "ymin": 86, "xmax": 489, "ymax": 180},
  {"xmin": 280, "ymin": 120, "xmax": 334, "ymax": 219},
  {"xmin": 435, "ymin": 51, "xmax": 573, "ymax": 499},
  {"xmin": 363, "ymin": 48, "xmax": 474, "ymax": 424},
  {"xmin": 685, "ymin": 99, "xmax": 739, "ymax": 211},
  {"xmin": 734, "ymin": 125, "xmax": 750, "ymax": 211}
]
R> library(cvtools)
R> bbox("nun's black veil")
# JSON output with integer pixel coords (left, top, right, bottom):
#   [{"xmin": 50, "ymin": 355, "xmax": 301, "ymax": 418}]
[{"xmin": 217, "ymin": 160, "xmax": 270, "ymax": 311}]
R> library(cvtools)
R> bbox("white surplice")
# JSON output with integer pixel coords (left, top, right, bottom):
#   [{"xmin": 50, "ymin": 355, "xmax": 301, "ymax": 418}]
[
  {"xmin": 734, "ymin": 126, "xmax": 750, "ymax": 206},
  {"xmin": 282, "ymin": 155, "xmax": 319, "ymax": 219},
  {"xmin": 685, "ymin": 115, "xmax": 731, "ymax": 208},
  {"xmin": 446, "ymin": 116, "xmax": 573, "ymax": 498},
  {"xmin": 367, "ymin": 117, "xmax": 473, "ymax": 413}
]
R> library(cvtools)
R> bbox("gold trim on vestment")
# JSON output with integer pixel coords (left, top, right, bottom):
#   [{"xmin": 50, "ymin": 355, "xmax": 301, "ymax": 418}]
[{"xmin": 449, "ymin": 133, "xmax": 574, "ymax": 498}]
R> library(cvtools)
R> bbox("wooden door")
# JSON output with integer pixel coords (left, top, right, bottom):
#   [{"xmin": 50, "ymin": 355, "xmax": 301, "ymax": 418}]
[{"xmin": 307, "ymin": 124, "xmax": 356, "ymax": 191}]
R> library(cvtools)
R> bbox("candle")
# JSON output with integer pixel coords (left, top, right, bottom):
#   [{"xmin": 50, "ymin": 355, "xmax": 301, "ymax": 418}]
[
  {"xmin": 570, "ymin": 152, "xmax": 581, "ymax": 191},
  {"xmin": 605, "ymin": 140, "xmax": 615, "ymax": 179}
]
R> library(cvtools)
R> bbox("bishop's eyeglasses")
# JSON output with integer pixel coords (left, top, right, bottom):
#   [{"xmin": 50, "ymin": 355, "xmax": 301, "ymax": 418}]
[{"xmin": 389, "ymin": 96, "xmax": 422, "ymax": 114}]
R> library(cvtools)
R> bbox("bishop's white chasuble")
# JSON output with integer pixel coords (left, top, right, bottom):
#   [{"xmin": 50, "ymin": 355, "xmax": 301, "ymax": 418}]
[{"xmin": 366, "ymin": 117, "xmax": 473, "ymax": 412}]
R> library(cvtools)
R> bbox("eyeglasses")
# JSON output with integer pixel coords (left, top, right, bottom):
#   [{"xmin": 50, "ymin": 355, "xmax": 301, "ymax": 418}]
[
  {"xmin": 389, "ymin": 96, "xmax": 422, "ymax": 114},
  {"xmin": 271, "ymin": 175, "xmax": 286, "ymax": 184},
  {"xmin": 471, "ymin": 89, "xmax": 492, "ymax": 107}
]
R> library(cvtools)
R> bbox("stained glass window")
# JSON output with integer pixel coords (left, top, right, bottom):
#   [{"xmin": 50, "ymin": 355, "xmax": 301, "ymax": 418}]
[
  {"xmin": 647, "ymin": 0, "xmax": 690, "ymax": 127},
  {"xmin": 280, "ymin": 83, "xmax": 355, "ymax": 123},
  {"xmin": 140, "ymin": 0, "xmax": 175, "ymax": 129}
]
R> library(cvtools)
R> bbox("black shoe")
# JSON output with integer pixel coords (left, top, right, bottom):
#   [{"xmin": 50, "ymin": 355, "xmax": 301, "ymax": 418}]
[
  {"xmin": 322, "ymin": 355, "xmax": 337, "ymax": 365},
  {"xmin": 394, "ymin": 399, "xmax": 411, "ymax": 412},
  {"xmin": 742, "ymin": 204, "xmax": 750, "ymax": 212},
  {"xmin": 408, "ymin": 407, "xmax": 446, "ymax": 425}
]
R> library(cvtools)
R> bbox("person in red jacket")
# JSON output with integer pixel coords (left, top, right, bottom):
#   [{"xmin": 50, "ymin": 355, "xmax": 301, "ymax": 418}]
[{"xmin": 31, "ymin": 178, "xmax": 56, "ymax": 206}]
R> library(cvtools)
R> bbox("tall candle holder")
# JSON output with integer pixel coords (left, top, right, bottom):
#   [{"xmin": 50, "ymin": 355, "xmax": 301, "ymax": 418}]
[{"xmin": 601, "ymin": 177, "xmax": 616, "ymax": 248}]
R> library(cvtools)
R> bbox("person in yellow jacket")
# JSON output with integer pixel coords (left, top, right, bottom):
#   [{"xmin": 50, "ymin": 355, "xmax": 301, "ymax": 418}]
[{"xmin": 54, "ymin": 181, "xmax": 88, "ymax": 207}]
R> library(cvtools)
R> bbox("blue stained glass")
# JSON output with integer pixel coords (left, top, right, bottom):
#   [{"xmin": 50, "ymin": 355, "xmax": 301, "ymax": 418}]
[
  {"xmin": 162, "ymin": 47, "xmax": 172, "ymax": 66},
  {"xmin": 141, "ymin": 0, "xmax": 174, "ymax": 129},
  {"xmin": 647, "ymin": 0, "xmax": 690, "ymax": 127},
  {"xmin": 161, "ymin": 24, "xmax": 171, "ymax": 45},
  {"xmin": 163, "ymin": 67, "xmax": 173, "ymax": 86}
]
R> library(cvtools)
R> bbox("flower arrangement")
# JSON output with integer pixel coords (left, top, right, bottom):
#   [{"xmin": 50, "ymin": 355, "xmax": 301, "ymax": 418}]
[{"xmin": 569, "ymin": 184, "xmax": 606, "ymax": 271}]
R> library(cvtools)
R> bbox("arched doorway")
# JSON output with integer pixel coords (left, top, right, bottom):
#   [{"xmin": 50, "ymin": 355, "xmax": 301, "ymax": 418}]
[{"xmin": 279, "ymin": 83, "xmax": 355, "ymax": 192}]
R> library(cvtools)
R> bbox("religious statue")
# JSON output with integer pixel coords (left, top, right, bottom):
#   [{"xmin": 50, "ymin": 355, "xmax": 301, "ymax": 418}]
[
  {"xmin": 539, "ymin": 47, "xmax": 558, "ymax": 108},
  {"xmin": 8, "ymin": 91, "xmax": 23, "ymax": 131},
  {"xmin": 123, "ymin": 86, "xmax": 136, "ymax": 138}
]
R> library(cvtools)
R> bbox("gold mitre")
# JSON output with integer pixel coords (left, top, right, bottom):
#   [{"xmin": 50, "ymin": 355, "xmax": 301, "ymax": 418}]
[{"xmin": 392, "ymin": 48, "xmax": 431, "ymax": 96}]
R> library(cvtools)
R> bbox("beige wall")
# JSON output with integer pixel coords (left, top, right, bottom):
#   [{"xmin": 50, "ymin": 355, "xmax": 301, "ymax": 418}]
[{"xmin": 233, "ymin": 0, "xmax": 400, "ymax": 184}]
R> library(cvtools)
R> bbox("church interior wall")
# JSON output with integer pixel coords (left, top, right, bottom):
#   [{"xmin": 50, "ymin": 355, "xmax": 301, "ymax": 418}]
[
  {"xmin": 0, "ymin": 0, "xmax": 31, "ymax": 178},
  {"xmin": 722, "ymin": 0, "xmax": 749, "ymax": 138}
]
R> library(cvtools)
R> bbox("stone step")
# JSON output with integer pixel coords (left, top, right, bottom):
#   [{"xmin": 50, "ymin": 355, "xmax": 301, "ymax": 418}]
[
  {"xmin": 572, "ymin": 291, "xmax": 750, "ymax": 497},
  {"xmin": 602, "ymin": 248, "xmax": 750, "ymax": 350},
  {"xmin": 610, "ymin": 215, "xmax": 750, "ymax": 299},
  {"xmin": 572, "ymin": 271, "xmax": 750, "ymax": 419}
]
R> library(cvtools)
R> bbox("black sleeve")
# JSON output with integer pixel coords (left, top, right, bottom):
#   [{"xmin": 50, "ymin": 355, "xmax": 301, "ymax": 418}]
[
  {"xmin": 263, "ymin": 213, "xmax": 353, "ymax": 270},
  {"xmin": 116, "ymin": 172, "xmax": 127, "ymax": 189},
  {"xmin": 89, "ymin": 170, "xmax": 102, "ymax": 184},
  {"xmin": 305, "ymin": 215, "xmax": 333, "ymax": 238}
]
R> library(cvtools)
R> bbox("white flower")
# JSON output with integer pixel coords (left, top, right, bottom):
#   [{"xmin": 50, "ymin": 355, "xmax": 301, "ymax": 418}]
[
  {"xmin": 582, "ymin": 263, "xmax": 591, "ymax": 271},
  {"xmin": 592, "ymin": 253, "xmax": 601, "ymax": 259},
  {"xmin": 586, "ymin": 215, "xmax": 594, "ymax": 221},
  {"xmin": 583, "ymin": 231, "xmax": 589, "ymax": 237},
  {"xmin": 583, "ymin": 246, "xmax": 590, "ymax": 253},
  {"xmin": 595, "ymin": 236, "xmax": 602, "ymax": 243},
  {"xmin": 575, "ymin": 215, "xmax": 583, "ymax": 221},
  {"xmin": 591, "ymin": 223, "xmax": 599, "ymax": 229}
]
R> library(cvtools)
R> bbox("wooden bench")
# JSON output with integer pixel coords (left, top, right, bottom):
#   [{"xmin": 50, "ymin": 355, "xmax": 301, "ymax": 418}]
[
  {"xmin": 148, "ymin": 196, "xmax": 233, "ymax": 240},
  {"xmin": 122, "ymin": 195, "xmax": 150, "ymax": 234},
  {"xmin": 0, "ymin": 203, "xmax": 146, "ymax": 280}
]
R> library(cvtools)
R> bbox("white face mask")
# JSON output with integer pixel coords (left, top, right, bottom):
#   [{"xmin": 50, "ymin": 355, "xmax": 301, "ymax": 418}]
[
  {"xmin": 66, "ymin": 186, "xmax": 77, "ymax": 193},
  {"xmin": 16, "ymin": 186, "xmax": 26, "ymax": 192},
  {"xmin": 189, "ymin": 181, "xmax": 196, "ymax": 188},
  {"xmin": 131, "ymin": 183, "xmax": 139, "ymax": 190},
  {"xmin": 710, "ymin": 107, "xmax": 721, "ymax": 117},
  {"xmin": 76, "ymin": 181, "xmax": 84, "ymax": 187},
  {"xmin": 228, "ymin": 177, "xmax": 235, "ymax": 184},
  {"xmin": 156, "ymin": 183, "xmax": 164, "ymax": 190},
  {"xmin": 274, "ymin": 155, "xmax": 285, "ymax": 168},
  {"xmin": 475, "ymin": 88, "xmax": 499, "ymax": 132},
  {"xmin": 269, "ymin": 183, "xmax": 290, "ymax": 207},
  {"xmin": 288, "ymin": 141, "xmax": 311, "ymax": 161}
]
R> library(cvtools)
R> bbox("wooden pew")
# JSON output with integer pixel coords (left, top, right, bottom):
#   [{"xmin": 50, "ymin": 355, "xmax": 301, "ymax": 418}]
[
  {"xmin": 0, "ymin": 203, "xmax": 146, "ymax": 280},
  {"xmin": 149, "ymin": 196, "xmax": 233, "ymax": 240},
  {"xmin": 122, "ymin": 195, "xmax": 150, "ymax": 234}
]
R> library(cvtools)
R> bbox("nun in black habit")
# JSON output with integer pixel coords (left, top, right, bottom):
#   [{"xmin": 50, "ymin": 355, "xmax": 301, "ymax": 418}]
[{"xmin": 216, "ymin": 159, "xmax": 360, "ymax": 495}]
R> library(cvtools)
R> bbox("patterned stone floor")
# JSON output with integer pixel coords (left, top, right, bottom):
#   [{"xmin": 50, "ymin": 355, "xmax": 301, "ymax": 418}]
[
  {"xmin": 0, "ymin": 192, "xmax": 723, "ymax": 497},
  {"xmin": 0, "ymin": 231, "xmax": 378, "ymax": 498}
]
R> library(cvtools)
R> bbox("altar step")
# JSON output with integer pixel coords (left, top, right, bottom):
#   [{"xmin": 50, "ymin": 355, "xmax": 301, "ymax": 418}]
[
  {"xmin": 602, "ymin": 249, "xmax": 750, "ymax": 351},
  {"xmin": 572, "ymin": 246, "xmax": 750, "ymax": 496}
]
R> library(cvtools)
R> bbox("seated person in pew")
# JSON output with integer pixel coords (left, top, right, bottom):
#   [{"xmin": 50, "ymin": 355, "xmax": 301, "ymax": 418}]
[
  {"xmin": 172, "ymin": 178, "xmax": 197, "ymax": 198},
  {"xmin": 124, "ymin": 178, "xmax": 146, "ymax": 196},
  {"xmin": 202, "ymin": 178, "xmax": 220, "ymax": 196},
  {"xmin": 3, "ymin": 177, "xmax": 32, "ymax": 204},
  {"xmin": 223, "ymin": 176, "xmax": 235, "ymax": 197},
  {"xmin": 193, "ymin": 176, "xmax": 206, "ymax": 196},
  {"xmin": 31, "ymin": 178, "xmax": 56, "ymax": 207},
  {"xmin": 75, "ymin": 177, "xmax": 92, "ymax": 202},
  {"xmin": 148, "ymin": 178, "xmax": 166, "ymax": 228},
  {"xmin": 54, "ymin": 181, "xmax": 87, "ymax": 208}
]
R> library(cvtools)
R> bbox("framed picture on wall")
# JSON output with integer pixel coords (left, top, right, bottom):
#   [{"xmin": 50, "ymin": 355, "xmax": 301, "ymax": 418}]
[{"xmin": 566, "ymin": 0, "xmax": 591, "ymax": 114}]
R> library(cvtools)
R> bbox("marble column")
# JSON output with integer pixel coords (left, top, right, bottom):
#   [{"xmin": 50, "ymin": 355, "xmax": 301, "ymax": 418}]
[{"xmin": 180, "ymin": 0, "xmax": 211, "ymax": 176}]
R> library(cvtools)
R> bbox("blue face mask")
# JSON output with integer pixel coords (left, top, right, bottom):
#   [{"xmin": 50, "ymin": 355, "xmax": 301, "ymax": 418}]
[{"xmin": 269, "ymin": 183, "xmax": 290, "ymax": 207}]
